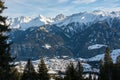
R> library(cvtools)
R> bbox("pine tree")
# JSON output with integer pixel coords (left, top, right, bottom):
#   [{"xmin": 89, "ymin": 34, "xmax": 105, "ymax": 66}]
[
  {"xmin": 99, "ymin": 47, "xmax": 113, "ymax": 80},
  {"xmin": 104, "ymin": 47, "xmax": 113, "ymax": 65},
  {"xmin": 116, "ymin": 55, "xmax": 120, "ymax": 80},
  {"xmin": 38, "ymin": 58, "xmax": 49, "ymax": 80},
  {"xmin": 88, "ymin": 74, "xmax": 92, "ymax": 80},
  {"xmin": 55, "ymin": 76, "xmax": 64, "ymax": 80},
  {"xmin": 116, "ymin": 55, "xmax": 120, "ymax": 64},
  {"xmin": 104, "ymin": 47, "xmax": 113, "ymax": 80},
  {"xmin": 93, "ymin": 75, "xmax": 96, "ymax": 80},
  {"xmin": 21, "ymin": 59, "xmax": 37, "ymax": 80},
  {"xmin": 0, "ymin": 0, "xmax": 15, "ymax": 80},
  {"xmin": 64, "ymin": 62, "xmax": 78, "ymax": 80},
  {"xmin": 99, "ymin": 60, "xmax": 104, "ymax": 80},
  {"xmin": 11, "ymin": 68, "xmax": 21, "ymax": 80},
  {"xmin": 76, "ymin": 61, "xmax": 83, "ymax": 80},
  {"xmin": 112, "ymin": 55, "xmax": 120, "ymax": 80}
]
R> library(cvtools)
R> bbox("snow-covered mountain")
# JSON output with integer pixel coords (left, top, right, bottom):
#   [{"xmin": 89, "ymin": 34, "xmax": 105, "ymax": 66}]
[
  {"xmin": 7, "ymin": 15, "xmax": 54, "ymax": 30},
  {"xmin": 54, "ymin": 10, "xmax": 120, "ymax": 36},
  {"xmin": 7, "ymin": 10, "xmax": 120, "ymax": 31},
  {"xmin": 56, "ymin": 10, "xmax": 120, "ymax": 27},
  {"xmin": 7, "ymin": 14, "xmax": 66, "ymax": 30},
  {"xmin": 9, "ymin": 10, "xmax": 120, "ymax": 60},
  {"xmin": 7, "ymin": 16, "xmax": 32, "ymax": 30}
]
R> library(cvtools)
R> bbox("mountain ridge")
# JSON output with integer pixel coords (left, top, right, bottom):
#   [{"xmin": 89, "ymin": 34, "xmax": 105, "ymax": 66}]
[
  {"xmin": 7, "ymin": 10, "xmax": 120, "ymax": 31},
  {"xmin": 8, "ymin": 10, "xmax": 120, "ymax": 60}
]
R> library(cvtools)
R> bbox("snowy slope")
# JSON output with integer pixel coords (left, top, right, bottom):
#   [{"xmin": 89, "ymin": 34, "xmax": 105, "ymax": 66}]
[
  {"xmin": 88, "ymin": 44, "xmax": 107, "ymax": 50},
  {"xmin": 88, "ymin": 49, "xmax": 120, "ymax": 63}
]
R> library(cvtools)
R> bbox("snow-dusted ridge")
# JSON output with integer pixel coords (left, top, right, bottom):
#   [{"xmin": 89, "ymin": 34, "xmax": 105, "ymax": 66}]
[
  {"xmin": 56, "ymin": 10, "xmax": 120, "ymax": 27},
  {"xmin": 7, "ymin": 14, "xmax": 66, "ymax": 30},
  {"xmin": 7, "ymin": 15, "xmax": 54, "ymax": 30},
  {"xmin": 7, "ymin": 10, "xmax": 120, "ymax": 30}
]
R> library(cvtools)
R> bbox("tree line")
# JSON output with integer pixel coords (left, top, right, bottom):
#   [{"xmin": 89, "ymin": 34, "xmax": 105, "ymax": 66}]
[{"xmin": 0, "ymin": 0, "xmax": 120, "ymax": 80}]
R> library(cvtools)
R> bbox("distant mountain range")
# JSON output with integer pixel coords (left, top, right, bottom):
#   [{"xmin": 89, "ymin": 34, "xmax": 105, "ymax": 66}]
[
  {"xmin": 7, "ymin": 14, "xmax": 65, "ymax": 30},
  {"xmin": 8, "ymin": 10, "xmax": 120, "ymax": 60}
]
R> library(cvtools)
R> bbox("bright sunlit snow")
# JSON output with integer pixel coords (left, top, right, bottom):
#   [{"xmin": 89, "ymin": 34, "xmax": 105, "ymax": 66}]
[
  {"xmin": 88, "ymin": 44, "xmax": 107, "ymax": 50},
  {"xmin": 42, "ymin": 44, "xmax": 51, "ymax": 49}
]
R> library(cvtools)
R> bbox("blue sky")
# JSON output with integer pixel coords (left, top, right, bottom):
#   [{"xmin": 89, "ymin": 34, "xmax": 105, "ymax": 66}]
[{"xmin": 3, "ymin": 0, "xmax": 120, "ymax": 18}]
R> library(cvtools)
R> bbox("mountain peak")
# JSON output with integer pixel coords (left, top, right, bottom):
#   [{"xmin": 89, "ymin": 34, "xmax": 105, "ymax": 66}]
[
  {"xmin": 93, "ymin": 10, "xmax": 104, "ymax": 13},
  {"xmin": 38, "ymin": 14, "xmax": 46, "ymax": 19},
  {"xmin": 54, "ymin": 13, "xmax": 66, "ymax": 21},
  {"xmin": 92, "ymin": 10, "xmax": 106, "ymax": 16}
]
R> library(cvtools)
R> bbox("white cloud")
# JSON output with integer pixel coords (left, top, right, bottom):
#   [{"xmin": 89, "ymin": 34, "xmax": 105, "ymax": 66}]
[
  {"xmin": 94, "ymin": 6, "xmax": 120, "ymax": 12},
  {"xmin": 57, "ymin": 0, "xmax": 68, "ymax": 3},
  {"xmin": 103, "ymin": 7, "xmax": 120, "ymax": 11},
  {"xmin": 104, "ymin": 0, "xmax": 118, "ymax": 2},
  {"xmin": 72, "ymin": 0, "xmax": 96, "ymax": 4}
]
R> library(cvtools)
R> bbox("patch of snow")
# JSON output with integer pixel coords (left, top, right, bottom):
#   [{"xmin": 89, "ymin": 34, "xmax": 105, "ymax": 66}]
[
  {"xmin": 82, "ymin": 63, "xmax": 92, "ymax": 72},
  {"xmin": 42, "ymin": 44, "xmax": 51, "ymax": 49},
  {"xmin": 48, "ymin": 70, "xmax": 57, "ymax": 74},
  {"xmin": 78, "ymin": 58, "xmax": 86, "ymax": 62},
  {"xmin": 81, "ymin": 16, "xmax": 85, "ymax": 20},
  {"xmin": 62, "ymin": 56, "xmax": 69, "ymax": 58},
  {"xmin": 88, "ymin": 44, "xmax": 107, "ymax": 50},
  {"xmin": 88, "ymin": 54, "xmax": 104, "ymax": 61},
  {"xmin": 40, "ymin": 27, "xmax": 49, "ymax": 32}
]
